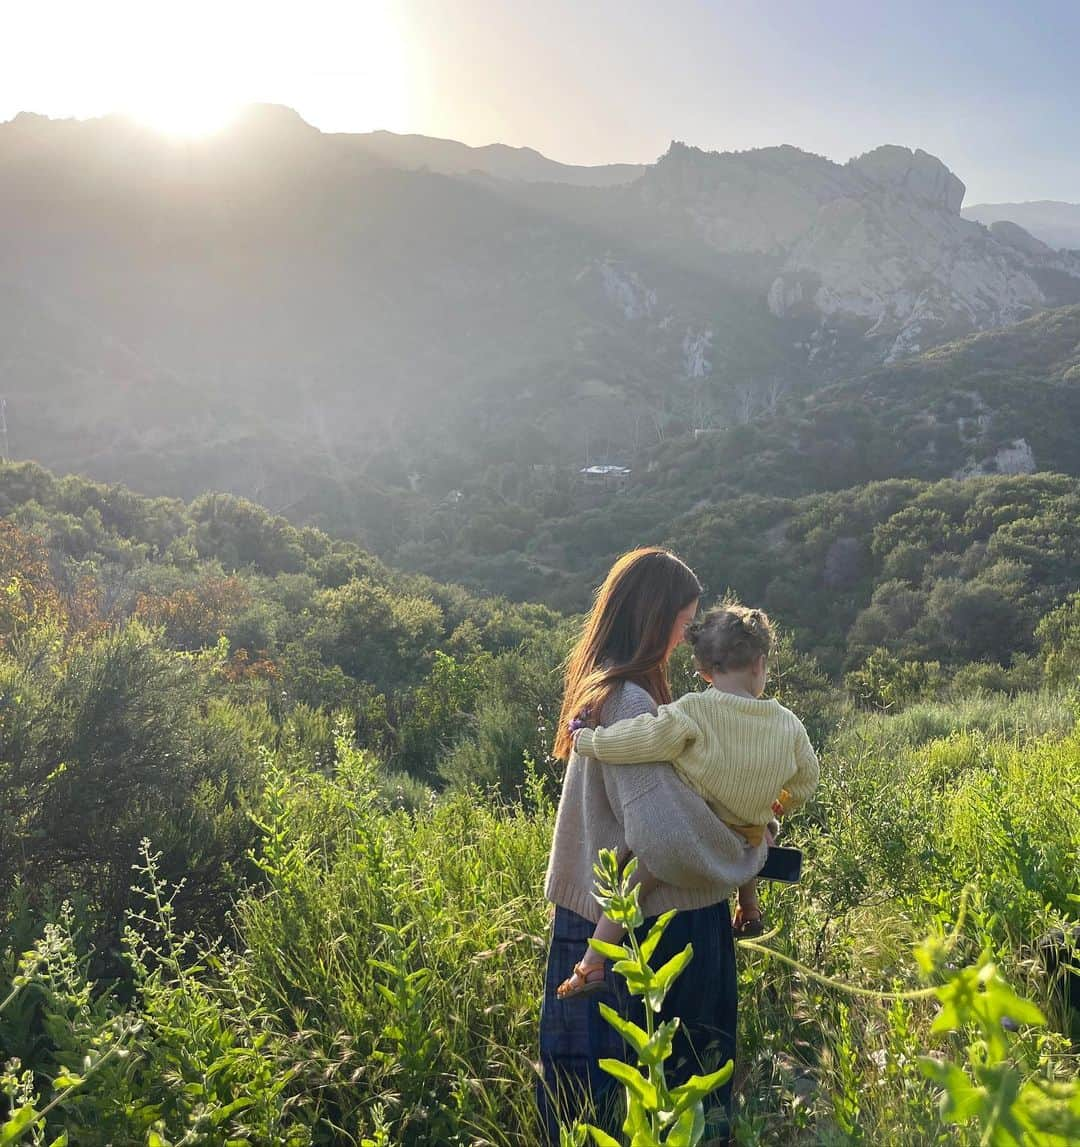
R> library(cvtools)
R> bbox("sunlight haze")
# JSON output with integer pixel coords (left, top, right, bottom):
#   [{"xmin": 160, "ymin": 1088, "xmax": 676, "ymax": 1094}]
[
  {"xmin": 2, "ymin": 1, "xmax": 1079, "ymax": 199},
  {"xmin": 2, "ymin": 0, "xmax": 411, "ymax": 137},
  {"xmin": 2, "ymin": 4, "xmax": 1080, "ymax": 1143}
]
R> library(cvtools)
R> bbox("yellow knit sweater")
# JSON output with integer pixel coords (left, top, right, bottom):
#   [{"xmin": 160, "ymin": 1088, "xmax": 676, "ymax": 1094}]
[{"xmin": 574, "ymin": 688, "xmax": 819, "ymax": 838}]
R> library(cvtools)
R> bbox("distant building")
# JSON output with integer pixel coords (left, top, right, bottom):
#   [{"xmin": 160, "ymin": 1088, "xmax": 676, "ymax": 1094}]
[{"xmin": 581, "ymin": 464, "xmax": 631, "ymax": 484}]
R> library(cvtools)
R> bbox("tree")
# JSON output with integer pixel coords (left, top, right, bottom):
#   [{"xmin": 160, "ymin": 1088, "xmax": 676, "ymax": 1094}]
[
  {"xmin": 1036, "ymin": 591, "xmax": 1080, "ymax": 686},
  {"xmin": 924, "ymin": 578, "xmax": 1031, "ymax": 665},
  {"xmin": 845, "ymin": 647, "xmax": 942, "ymax": 711},
  {"xmin": 315, "ymin": 577, "xmax": 444, "ymax": 688},
  {"xmin": 2, "ymin": 621, "xmax": 258, "ymax": 954},
  {"xmin": 0, "ymin": 519, "xmax": 66, "ymax": 653}
]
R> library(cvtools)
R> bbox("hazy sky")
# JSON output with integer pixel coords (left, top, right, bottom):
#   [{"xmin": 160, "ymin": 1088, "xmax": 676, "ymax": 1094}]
[{"xmin": 2, "ymin": 0, "xmax": 1078, "ymax": 203}]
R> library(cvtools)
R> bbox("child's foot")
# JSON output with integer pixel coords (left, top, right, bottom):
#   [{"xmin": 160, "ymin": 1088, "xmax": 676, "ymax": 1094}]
[
  {"xmin": 733, "ymin": 905, "xmax": 765, "ymax": 938},
  {"xmin": 556, "ymin": 960, "xmax": 608, "ymax": 1000}
]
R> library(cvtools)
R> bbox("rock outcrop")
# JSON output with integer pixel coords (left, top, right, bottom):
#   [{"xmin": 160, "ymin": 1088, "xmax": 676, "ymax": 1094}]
[
  {"xmin": 849, "ymin": 145, "xmax": 965, "ymax": 212},
  {"xmin": 633, "ymin": 143, "xmax": 1080, "ymax": 363},
  {"xmin": 962, "ymin": 201, "xmax": 1080, "ymax": 251}
]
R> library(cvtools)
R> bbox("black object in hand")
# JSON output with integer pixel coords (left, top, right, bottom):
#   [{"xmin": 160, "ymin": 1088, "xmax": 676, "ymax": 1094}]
[{"xmin": 757, "ymin": 846, "xmax": 803, "ymax": 883}]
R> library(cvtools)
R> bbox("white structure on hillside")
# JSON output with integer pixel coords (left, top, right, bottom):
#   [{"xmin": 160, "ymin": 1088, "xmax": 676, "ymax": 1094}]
[{"xmin": 581, "ymin": 464, "xmax": 631, "ymax": 484}]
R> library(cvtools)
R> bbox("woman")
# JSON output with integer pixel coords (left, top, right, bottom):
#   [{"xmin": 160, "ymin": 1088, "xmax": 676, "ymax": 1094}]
[{"xmin": 537, "ymin": 547, "xmax": 765, "ymax": 1145}]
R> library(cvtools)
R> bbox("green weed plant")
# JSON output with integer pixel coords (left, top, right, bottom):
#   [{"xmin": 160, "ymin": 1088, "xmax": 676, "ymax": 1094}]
[
  {"xmin": 563, "ymin": 849, "xmax": 734, "ymax": 1147},
  {"xmin": 0, "ymin": 693, "xmax": 1077, "ymax": 1144}
]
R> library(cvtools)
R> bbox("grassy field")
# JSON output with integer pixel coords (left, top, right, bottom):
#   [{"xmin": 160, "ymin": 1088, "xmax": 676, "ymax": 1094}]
[{"xmin": 2, "ymin": 692, "xmax": 1078, "ymax": 1145}]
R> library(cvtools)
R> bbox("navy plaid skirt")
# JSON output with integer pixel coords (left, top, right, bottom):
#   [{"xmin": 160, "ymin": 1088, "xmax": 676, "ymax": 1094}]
[{"xmin": 536, "ymin": 900, "xmax": 737, "ymax": 1144}]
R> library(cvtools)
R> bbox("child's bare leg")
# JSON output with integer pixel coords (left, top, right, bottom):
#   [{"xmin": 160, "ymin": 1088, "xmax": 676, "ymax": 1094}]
[
  {"xmin": 733, "ymin": 877, "xmax": 763, "ymax": 935},
  {"xmin": 737, "ymin": 878, "xmax": 761, "ymax": 916},
  {"xmin": 584, "ymin": 859, "xmax": 661, "ymax": 964},
  {"xmin": 582, "ymin": 911, "xmax": 632, "ymax": 963},
  {"xmin": 557, "ymin": 858, "xmax": 660, "ymax": 998}
]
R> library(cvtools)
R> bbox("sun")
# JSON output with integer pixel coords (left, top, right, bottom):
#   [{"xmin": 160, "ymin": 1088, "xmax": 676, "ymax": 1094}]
[{"xmin": 123, "ymin": 89, "xmax": 241, "ymax": 137}]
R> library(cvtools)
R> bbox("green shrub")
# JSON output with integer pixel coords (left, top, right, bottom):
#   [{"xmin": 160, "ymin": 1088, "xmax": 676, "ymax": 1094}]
[
  {"xmin": 845, "ymin": 647, "xmax": 943, "ymax": 711},
  {"xmin": 1037, "ymin": 591, "xmax": 1080, "ymax": 687},
  {"xmin": 0, "ymin": 622, "xmax": 259, "ymax": 951}
]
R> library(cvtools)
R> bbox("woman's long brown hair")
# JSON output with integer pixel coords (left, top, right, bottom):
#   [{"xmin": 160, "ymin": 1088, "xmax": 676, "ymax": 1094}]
[{"xmin": 554, "ymin": 547, "xmax": 702, "ymax": 760}]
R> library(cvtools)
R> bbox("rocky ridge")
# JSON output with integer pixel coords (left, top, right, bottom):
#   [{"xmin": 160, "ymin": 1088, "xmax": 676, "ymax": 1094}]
[
  {"xmin": 962, "ymin": 200, "xmax": 1080, "ymax": 252},
  {"xmin": 3, "ymin": 108, "xmax": 1080, "ymax": 531},
  {"xmin": 630, "ymin": 142, "xmax": 1080, "ymax": 362}
]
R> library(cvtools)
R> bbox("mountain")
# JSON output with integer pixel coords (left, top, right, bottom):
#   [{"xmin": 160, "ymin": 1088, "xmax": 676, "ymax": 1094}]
[
  {"xmin": 349, "ymin": 129, "xmax": 646, "ymax": 185},
  {"xmin": 3, "ymin": 106, "xmax": 1080, "ymax": 555},
  {"xmin": 0, "ymin": 106, "xmax": 790, "ymax": 518},
  {"xmin": 963, "ymin": 201, "xmax": 1080, "ymax": 251},
  {"xmin": 621, "ymin": 143, "xmax": 1080, "ymax": 363},
  {"xmin": 646, "ymin": 302, "xmax": 1080, "ymax": 503}
]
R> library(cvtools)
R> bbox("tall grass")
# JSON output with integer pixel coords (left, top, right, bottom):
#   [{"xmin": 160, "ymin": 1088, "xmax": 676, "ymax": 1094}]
[
  {"xmin": 233, "ymin": 745, "xmax": 554, "ymax": 1144},
  {"xmin": 1, "ymin": 695, "xmax": 1077, "ymax": 1145}
]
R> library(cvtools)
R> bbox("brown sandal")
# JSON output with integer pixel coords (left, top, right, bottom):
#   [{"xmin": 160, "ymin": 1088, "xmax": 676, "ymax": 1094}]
[{"xmin": 556, "ymin": 961, "xmax": 608, "ymax": 1000}]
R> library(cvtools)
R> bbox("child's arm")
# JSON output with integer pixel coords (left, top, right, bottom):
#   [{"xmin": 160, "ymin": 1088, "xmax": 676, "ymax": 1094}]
[
  {"xmin": 782, "ymin": 723, "xmax": 820, "ymax": 812},
  {"xmin": 574, "ymin": 703, "xmax": 697, "ymax": 765}
]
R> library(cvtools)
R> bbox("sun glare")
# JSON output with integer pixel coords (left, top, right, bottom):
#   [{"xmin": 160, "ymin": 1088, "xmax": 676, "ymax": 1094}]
[
  {"xmin": 124, "ymin": 91, "xmax": 241, "ymax": 137},
  {"xmin": 7, "ymin": 1, "xmax": 412, "ymax": 139}
]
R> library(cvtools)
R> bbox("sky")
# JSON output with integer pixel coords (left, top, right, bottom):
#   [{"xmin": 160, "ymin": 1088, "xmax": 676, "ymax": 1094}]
[{"xmin": 2, "ymin": 0, "xmax": 1078, "ymax": 204}]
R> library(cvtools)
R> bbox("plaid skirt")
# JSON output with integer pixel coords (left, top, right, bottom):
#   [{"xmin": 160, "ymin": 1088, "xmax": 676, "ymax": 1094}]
[{"xmin": 536, "ymin": 900, "xmax": 737, "ymax": 1144}]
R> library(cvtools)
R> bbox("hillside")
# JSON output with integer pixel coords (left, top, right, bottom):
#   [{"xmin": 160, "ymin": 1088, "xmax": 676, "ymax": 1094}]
[
  {"xmin": 634, "ymin": 302, "xmax": 1080, "ymax": 505},
  {"xmin": 5, "ymin": 456, "xmax": 1080, "ymax": 688},
  {"xmin": 2, "ymin": 458, "xmax": 1078, "ymax": 1145},
  {"xmin": 389, "ymin": 305, "xmax": 1080, "ymax": 610},
  {"xmin": 964, "ymin": 200, "xmax": 1080, "ymax": 250},
  {"xmin": 486, "ymin": 463, "xmax": 1080, "ymax": 676},
  {"xmin": 4, "ymin": 108, "xmax": 1080, "ymax": 550},
  {"xmin": 0, "ymin": 459, "xmax": 565, "ymax": 789}
]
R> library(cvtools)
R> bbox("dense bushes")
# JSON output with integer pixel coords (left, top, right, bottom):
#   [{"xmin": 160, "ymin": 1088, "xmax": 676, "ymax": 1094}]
[
  {"xmin": 2, "ymin": 695, "xmax": 1077, "ymax": 1145},
  {"xmin": 1037, "ymin": 591, "xmax": 1080, "ymax": 687},
  {"xmin": 2, "ymin": 459, "xmax": 1078, "ymax": 1143},
  {"xmin": 5, "ymin": 459, "xmax": 1080, "ymax": 705},
  {"xmin": 669, "ymin": 474, "xmax": 1080, "ymax": 677},
  {"xmin": 0, "ymin": 621, "xmax": 260, "ymax": 955},
  {"xmin": 0, "ymin": 461, "xmax": 564, "ymax": 791}
]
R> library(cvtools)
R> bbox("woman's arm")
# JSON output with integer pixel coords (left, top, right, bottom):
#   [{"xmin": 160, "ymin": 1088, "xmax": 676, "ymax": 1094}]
[{"xmin": 597, "ymin": 684, "xmax": 764, "ymax": 891}]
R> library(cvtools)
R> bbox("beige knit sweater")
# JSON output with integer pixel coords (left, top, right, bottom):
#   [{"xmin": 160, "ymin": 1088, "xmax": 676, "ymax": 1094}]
[
  {"xmin": 574, "ymin": 688, "xmax": 819, "ymax": 835},
  {"xmin": 544, "ymin": 681, "xmax": 767, "ymax": 924}
]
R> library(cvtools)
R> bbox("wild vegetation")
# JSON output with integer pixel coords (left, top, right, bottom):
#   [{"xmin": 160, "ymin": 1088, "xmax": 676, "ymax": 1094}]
[
  {"xmin": 1, "ymin": 461, "xmax": 1078, "ymax": 1144},
  {"xmin": 359, "ymin": 305, "xmax": 1080, "ymax": 605},
  {"xmin": 8, "ymin": 108, "xmax": 1080, "ymax": 603}
]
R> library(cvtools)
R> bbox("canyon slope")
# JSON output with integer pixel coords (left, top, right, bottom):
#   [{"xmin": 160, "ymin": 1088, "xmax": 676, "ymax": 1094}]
[{"xmin": 2, "ymin": 106, "xmax": 1079, "ymax": 540}]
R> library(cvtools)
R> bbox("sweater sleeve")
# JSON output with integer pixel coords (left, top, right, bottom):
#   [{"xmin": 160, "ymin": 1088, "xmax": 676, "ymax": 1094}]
[
  {"xmin": 575, "ymin": 702, "xmax": 696, "ymax": 765},
  {"xmin": 783, "ymin": 721, "xmax": 820, "ymax": 812},
  {"xmin": 594, "ymin": 684, "xmax": 764, "ymax": 891}
]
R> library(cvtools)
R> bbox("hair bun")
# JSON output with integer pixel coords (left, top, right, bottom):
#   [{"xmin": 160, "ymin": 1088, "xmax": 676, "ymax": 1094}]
[{"xmin": 686, "ymin": 601, "xmax": 774, "ymax": 673}]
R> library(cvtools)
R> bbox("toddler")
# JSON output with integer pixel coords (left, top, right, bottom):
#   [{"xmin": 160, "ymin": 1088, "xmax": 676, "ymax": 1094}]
[{"xmin": 558, "ymin": 603, "xmax": 819, "ymax": 999}]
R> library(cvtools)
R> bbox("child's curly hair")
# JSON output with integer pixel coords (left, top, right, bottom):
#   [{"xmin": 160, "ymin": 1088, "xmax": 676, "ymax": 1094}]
[{"xmin": 687, "ymin": 602, "xmax": 774, "ymax": 673}]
